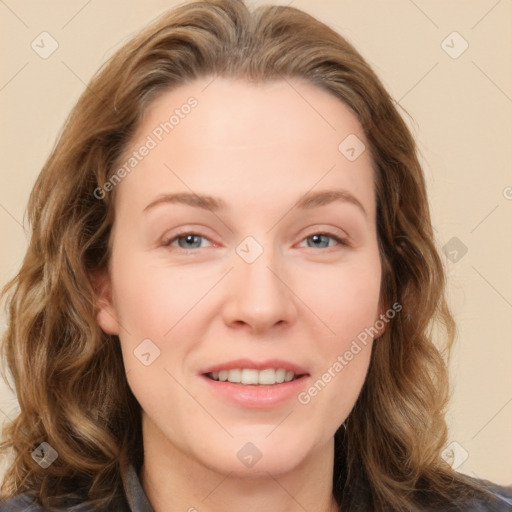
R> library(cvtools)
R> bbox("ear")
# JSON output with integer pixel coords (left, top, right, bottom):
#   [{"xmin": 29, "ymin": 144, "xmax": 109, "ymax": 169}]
[
  {"xmin": 90, "ymin": 268, "xmax": 120, "ymax": 336},
  {"xmin": 372, "ymin": 301, "xmax": 394, "ymax": 340},
  {"xmin": 373, "ymin": 311, "xmax": 389, "ymax": 339}
]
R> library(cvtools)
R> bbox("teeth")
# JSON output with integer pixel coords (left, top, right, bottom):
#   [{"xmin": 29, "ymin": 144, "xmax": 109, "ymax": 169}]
[
  {"xmin": 208, "ymin": 368, "xmax": 300, "ymax": 385},
  {"xmin": 285, "ymin": 371, "xmax": 294, "ymax": 382},
  {"xmin": 258, "ymin": 368, "xmax": 275, "ymax": 385},
  {"xmin": 227, "ymin": 368, "xmax": 241, "ymax": 383},
  {"xmin": 275, "ymin": 368, "xmax": 285, "ymax": 383},
  {"xmin": 242, "ymin": 369, "xmax": 259, "ymax": 385}
]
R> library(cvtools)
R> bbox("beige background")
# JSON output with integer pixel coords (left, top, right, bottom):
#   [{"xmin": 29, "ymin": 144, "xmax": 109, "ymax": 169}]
[{"xmin": 1, "ymin": 0, "xmax": 511, "ymax": 485}]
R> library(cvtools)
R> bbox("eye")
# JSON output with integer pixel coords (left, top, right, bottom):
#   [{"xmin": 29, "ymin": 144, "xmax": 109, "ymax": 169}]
[
  {"xmin": 161, "ymin": 231, "xmax": 349, "ymax": 251},
  {"xmin": 298, "ymin": 232, "xmax": 348, "ymax": 249},
  {"xmin": 162, "ymin": 232, "xmax": 213, "ymax": 250}
]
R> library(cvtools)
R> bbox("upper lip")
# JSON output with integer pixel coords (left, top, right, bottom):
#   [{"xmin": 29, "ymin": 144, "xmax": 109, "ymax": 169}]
[{"xmin": 199, "ymin": 359, "xmax": 309, "ymax": 376}]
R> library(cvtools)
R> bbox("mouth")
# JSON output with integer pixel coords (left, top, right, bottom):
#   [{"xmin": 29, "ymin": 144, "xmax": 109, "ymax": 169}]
[
  {"xmin": 199, "ymin": 359, "xmax": 310, "ymax": 408},
  {"xmin": 204, "ymin": 368, "xmax": 306, "ymax": 385}
]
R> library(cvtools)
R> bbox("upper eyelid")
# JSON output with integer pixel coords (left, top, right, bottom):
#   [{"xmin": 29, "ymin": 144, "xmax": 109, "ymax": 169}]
[{"xmin": 163, "ymin": 230, "xmax": 350, "ymax": 247}]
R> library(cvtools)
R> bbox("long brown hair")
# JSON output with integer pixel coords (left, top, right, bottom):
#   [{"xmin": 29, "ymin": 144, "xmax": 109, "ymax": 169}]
[{"xmin": 0, "ymin": 0, "xmax": 501, "ymax": 509}]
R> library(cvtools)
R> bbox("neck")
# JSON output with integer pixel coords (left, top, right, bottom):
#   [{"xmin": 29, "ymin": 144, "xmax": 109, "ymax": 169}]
[{"xmin": 139, "ymin": 415, "xmax": 339, "ymax": 512}]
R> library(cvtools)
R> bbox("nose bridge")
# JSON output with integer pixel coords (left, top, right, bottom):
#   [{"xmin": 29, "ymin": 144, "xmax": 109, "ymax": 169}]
[{"xmin": 223, "ymin": 235, "xmax": 296, "ymax": 331}]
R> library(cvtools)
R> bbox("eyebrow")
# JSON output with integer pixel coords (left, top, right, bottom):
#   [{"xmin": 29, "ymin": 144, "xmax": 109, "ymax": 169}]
[{"xmin": 143, "ymin": 189, "xmax": 367, "ymax": 217}]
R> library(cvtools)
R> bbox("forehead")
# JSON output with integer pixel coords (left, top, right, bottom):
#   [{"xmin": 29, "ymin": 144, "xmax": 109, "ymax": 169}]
[
  {"xmin": 141, "ymin": 76, "xmax": 365, "ymax": 150},
  {"xmin": 116, "ymin": 76, "xmax": 376, "ymax": 219}
]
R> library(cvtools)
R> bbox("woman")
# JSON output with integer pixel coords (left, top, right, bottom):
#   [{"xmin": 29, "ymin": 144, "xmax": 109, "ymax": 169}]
[{"xmin": 1, "ymin": 0, "xmax": 511, "ymax": 510}]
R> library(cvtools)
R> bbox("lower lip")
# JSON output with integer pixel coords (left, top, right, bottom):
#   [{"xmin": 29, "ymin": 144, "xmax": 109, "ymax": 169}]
[{"xmin": 200, "ymin": 374, "xmax": 310, "ymax": 408}]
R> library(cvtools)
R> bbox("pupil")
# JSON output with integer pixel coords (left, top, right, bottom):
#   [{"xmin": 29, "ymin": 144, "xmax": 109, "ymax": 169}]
[
  {"xmin": 180, "ymin": 235, "xmax": 200, "ymax": 248},
  {"xmin": 311, "ymin": 234, "xmax": 327, "ymax": 248}
]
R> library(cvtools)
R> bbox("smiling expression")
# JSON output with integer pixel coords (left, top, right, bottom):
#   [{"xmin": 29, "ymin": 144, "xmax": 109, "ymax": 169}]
[{"xmin": 96, "ymin": 76, "xmax": 383, "ymax": 476}]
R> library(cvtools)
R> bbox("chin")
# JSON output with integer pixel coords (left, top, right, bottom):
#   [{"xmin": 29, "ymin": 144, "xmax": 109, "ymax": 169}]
[{"xmin": 189, "ymin": 426, "xmax": 316, "ymax": 477}]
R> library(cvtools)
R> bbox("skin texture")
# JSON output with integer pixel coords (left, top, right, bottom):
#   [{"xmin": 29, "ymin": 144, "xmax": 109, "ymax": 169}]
[{"xmin": 95, "ymin": 77, "xmax": 384, "ymax": 512}]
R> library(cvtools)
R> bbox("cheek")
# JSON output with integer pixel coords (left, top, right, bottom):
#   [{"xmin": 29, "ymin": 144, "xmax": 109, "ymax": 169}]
[
  {"xmin": 295, "ymin": 253, "xmax": 381, "ymax": 417},
  {"xmin": 110, "ymin": 252, "xmax": 193, "ymax": 337},
  {"xmin": 109, "ymin": 250, "xmax": 218, "ymax": 388},
  {"xmin": 300, "ymin": 252, "xmax": 382, "ymax": 343},
  {"xmin": 110, "ymin": 258, "xmax": 195, "ymax": 424}
]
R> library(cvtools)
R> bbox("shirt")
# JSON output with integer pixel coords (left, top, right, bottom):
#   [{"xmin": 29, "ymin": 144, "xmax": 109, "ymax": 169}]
[
  {"xmin": 0, "ymin": 465, "xmax": 153, "ymax": 512},
  {"xmin": 1, "ymin": 465, "xmax": 512, "ymax": 511}
]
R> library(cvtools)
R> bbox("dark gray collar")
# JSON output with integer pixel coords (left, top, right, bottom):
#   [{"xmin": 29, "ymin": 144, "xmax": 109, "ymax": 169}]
[{"xmin": 125, "ymin": 464, "xmax": 154, "ymax": 512}]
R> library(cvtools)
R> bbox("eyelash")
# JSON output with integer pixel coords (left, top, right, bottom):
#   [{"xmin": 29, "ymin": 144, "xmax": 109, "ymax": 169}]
[{"xmin": 161, "ymin": 231, "xmax": 349, "ymax": 251}]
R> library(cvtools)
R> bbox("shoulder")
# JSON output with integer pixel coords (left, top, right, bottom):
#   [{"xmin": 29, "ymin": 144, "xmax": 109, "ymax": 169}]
[
  {"xmin": 0, "ymin": 493, "xmax": 44, "ymax": 511},
  {"xmin": 454, "ymin": 478, "xmax": 512, "ymax": 511},
  {"xmin": 0, "ymin": 493, "xmax": 129, "ymax": 511},
  {"xmin": 0, "ymin": 493, "xmax": 45, "ymax": 511},
  {"xmin": 480, "ymin": 481, "xmax": 512, "ymax": 510},
  {"xmin": 0, "ymin": 464, "xmax": 146, "ymax": 512}
]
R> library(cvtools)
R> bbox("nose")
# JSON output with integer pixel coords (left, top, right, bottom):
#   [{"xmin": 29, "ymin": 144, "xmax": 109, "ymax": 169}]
[{"xmin": 221, "ymin": 244, "xmax": 298, "ymax": 335}]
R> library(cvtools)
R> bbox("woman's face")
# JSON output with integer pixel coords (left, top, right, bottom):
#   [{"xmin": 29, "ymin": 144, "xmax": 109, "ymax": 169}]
[{"xmin": 96, "ymin": 77, "xmax": 383, "ymax": 476}]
